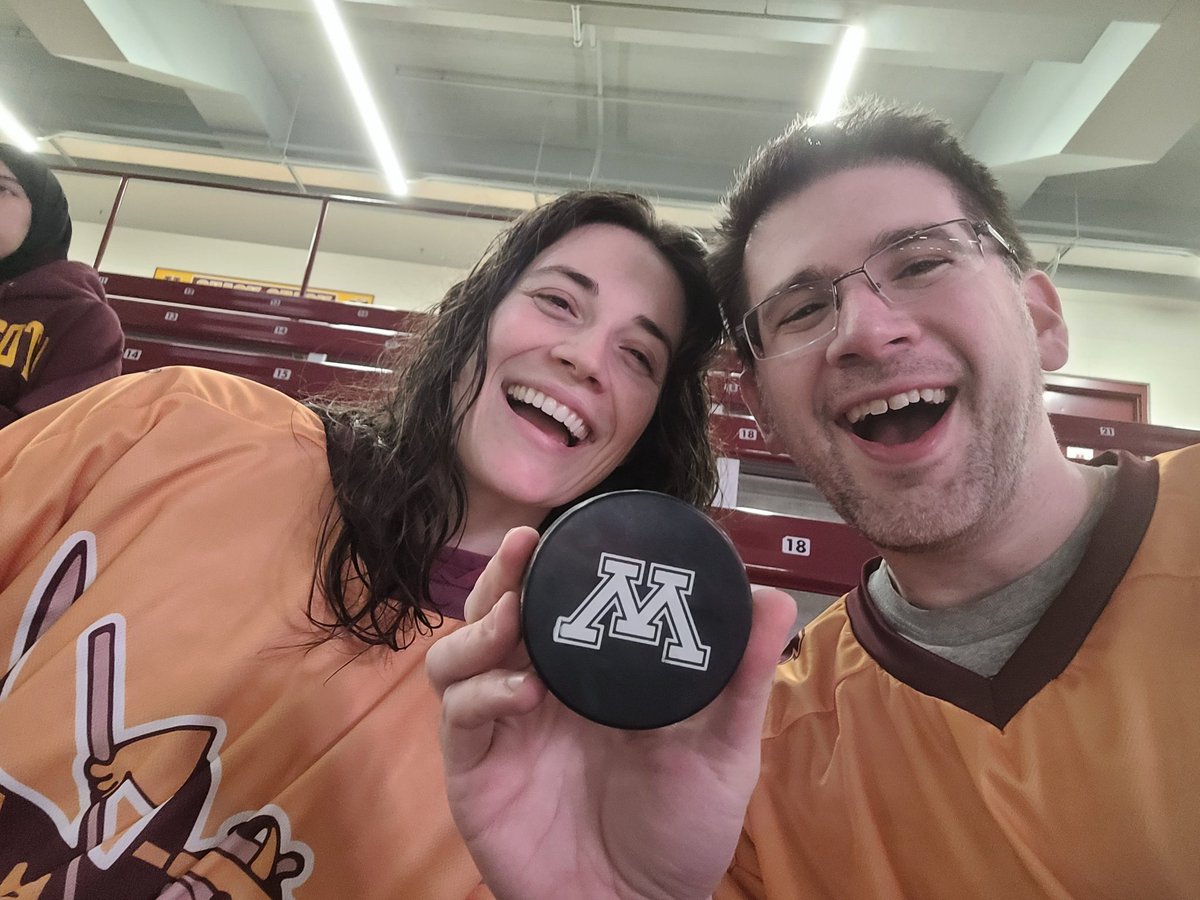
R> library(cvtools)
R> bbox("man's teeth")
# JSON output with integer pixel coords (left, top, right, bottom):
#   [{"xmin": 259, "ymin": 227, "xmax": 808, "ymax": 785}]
[
  {"xmin": 846, "ymin": 387, "xmax": 947, "ymax": 425},
  {"xmin": 507, "ymin": 385, "xmax": 591, "ymax": 443}
]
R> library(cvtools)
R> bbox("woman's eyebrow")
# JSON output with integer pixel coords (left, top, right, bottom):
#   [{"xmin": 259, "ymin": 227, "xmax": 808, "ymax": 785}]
[
  {"xmin": 634, "ymin": 315, "xmax": 673, "ymax": 354},
  {"xmin": 528, "ymin": 264, "xmax": 598, "ymax": 294},
  {"xmin": 530, "ymin": 263, "xmax": 674, "ymax": 355}
]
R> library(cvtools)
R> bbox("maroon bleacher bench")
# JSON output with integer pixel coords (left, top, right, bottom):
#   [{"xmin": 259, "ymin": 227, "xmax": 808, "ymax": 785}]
[
  {"xmin": 714, "ymin": 507, "xmax": 876, "ymax": 596},
  {"xmin": 102, "ymin": 272, "xmax": 421, "ymax": 399},
  {"xmin": 101, "ymin": 272, "xmax": 418, "ymax": 331}
]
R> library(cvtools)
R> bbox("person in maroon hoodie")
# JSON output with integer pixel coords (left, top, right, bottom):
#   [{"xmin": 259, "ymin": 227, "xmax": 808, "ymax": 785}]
[{"xmin": 0, "ymin": 143, "xmax": 123, "ymax": 427}]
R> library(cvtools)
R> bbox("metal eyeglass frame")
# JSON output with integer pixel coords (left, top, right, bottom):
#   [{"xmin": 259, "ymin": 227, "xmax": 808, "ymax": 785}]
[{"xmin": 738, "ymin": 218, "xmax": 1019, "ymax": 361}]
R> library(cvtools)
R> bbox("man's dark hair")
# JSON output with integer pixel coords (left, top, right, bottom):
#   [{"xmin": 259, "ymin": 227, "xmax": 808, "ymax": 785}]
[
  {"xmin": 709, "ymin": 97, "xmax": 1033, "ymax": 362},
  {"xmin": 307, "ymin": 191, "xmax": 723, "ymax": 649}
]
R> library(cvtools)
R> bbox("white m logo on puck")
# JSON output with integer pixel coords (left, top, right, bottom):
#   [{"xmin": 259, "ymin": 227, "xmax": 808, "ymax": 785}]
[{"xmin": 553, "ymin": 553, "xmax": 711, "ymax": 671}]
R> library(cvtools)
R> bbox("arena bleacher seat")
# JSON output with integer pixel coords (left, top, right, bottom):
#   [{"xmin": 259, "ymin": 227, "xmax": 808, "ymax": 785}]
[{"xmin": 104, "ymin": 272, "xmax": 413, "ymax": 399}]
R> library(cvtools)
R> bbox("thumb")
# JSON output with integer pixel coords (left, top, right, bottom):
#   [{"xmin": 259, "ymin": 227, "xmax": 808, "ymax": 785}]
[{"xmin": 464, "ymin": 526, "xmax": 540, "ymax": 623}]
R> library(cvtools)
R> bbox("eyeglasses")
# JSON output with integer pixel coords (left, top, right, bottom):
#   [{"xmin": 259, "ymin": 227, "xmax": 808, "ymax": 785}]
[{"xmin": 739, "ymin": 218, "xmax": 1018, "ymax": 360}]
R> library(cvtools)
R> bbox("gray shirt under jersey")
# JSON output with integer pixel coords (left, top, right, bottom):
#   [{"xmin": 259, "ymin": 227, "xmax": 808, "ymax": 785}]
[{"xmin": 868, "ymin": 464, "xmax": 1118, "ymax": 677}]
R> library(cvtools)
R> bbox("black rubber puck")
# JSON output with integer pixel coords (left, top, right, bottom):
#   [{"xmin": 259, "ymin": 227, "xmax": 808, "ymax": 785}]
[{"xmin": 522, "ymin": 490, "xmax": 752, "ymax": 730}]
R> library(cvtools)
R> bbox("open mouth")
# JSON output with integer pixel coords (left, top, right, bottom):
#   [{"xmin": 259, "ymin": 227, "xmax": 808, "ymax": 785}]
[
  {"xmin": 844, "ymin": 387, "xmax": 954, "ymax": 447},
  {"xmin": 506, "ymin": 385, "xmax": 590, "ymax": 448}
]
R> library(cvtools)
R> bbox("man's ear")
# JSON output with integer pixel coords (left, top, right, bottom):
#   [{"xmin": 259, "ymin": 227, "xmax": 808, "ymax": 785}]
[
  {"xmin": 1022, "ymin": 269, "xmax": 1069, "ymax": 372},
  {"xmin": 738, "ymin": 366, "xmax": 789, "ymax": 456}
]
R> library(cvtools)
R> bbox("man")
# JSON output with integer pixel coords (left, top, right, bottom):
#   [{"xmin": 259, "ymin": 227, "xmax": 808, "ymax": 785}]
[{"xmin": 427, "ymin": 100, "xmax": 1200, "ymax": 899}]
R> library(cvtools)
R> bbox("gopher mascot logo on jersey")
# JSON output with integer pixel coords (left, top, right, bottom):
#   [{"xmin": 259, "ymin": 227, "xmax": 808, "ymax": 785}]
[{"xmin": 0, "ymin": 533, "xmax": 312, "ymax": 899}]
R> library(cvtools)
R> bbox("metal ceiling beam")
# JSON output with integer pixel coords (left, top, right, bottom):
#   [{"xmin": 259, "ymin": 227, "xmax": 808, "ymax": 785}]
[
  {"xmin": 1062, "ymin": 2, "xmax": 1200, "ymax": 174},
  {"xmin": 800, "ymin": 0, "xmax": 1173, "ymax": 20},
  {"xmin": 10, "ymin": 0, "xmax": 291, "ymax": 145},
  {"xmin": 223, "ymin": 0, "xmax": 846, "ymax": 55},
  {"xmin": 387, "ymin": 66, "xmax": 793, "ymax": 116},
  {"xmin": 966, "ymin": 3, "xmax": 1200, "ymax": 208},
  {"xmin": 221, "ymin": 0, "xmax": 1155, "ymax": 72}
]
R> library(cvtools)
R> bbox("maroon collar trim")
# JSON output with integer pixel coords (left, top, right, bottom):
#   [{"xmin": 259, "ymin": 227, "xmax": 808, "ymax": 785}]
[{"xmin": 845, "ymin": 451, "xmax": 1159, "ymax": 729}]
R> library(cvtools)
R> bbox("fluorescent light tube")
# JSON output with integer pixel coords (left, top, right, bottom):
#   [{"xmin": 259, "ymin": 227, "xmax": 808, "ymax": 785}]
[
  {"xmin": 312, "ymin": 0, "xmax": 408, "ymax": 196},
  {"xmin": 0, "ymin": 98, "xmax": 38, "ymax": 153},
  {"xmin": 813, "ymin": 25, "xmax": 866, "ymax": 124}
]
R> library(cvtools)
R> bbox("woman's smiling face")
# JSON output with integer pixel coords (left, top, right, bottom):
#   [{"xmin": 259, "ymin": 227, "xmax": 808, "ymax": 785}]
[{"xmin": 454, "ymin": 222, "xmax": 686, "ymax": 534}]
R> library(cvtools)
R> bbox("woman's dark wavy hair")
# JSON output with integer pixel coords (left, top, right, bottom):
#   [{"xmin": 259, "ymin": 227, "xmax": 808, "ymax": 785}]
[
  {"xmin": 307, "ymin": 190, "xmax": 723, "ymax": 649},
  {"xmin": 709, "ymin": 96, "xmax": 1034, "ymax": 364}
]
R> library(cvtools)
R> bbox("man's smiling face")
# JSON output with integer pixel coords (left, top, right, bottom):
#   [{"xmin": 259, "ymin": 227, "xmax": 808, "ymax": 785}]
[{"xmin": 740, "ymin": 162, "xmax": 1062, "ymax": 553}]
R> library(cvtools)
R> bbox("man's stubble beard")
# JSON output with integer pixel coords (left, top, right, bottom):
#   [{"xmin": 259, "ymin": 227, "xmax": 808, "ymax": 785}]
[{"xmin": 767, "ymin": 352, "xmax": 1045, "ymax": 555}]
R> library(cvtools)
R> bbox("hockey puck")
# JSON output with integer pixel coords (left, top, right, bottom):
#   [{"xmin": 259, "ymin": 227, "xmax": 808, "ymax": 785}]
[{"xmin": 522, "ymin": 490, "xmax": 752, "ymax": 730}]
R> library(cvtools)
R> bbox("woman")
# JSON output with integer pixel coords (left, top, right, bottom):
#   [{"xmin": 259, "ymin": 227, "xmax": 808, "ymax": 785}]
[
  {"xmin": 0, "ymin": 191, "xmax": 722, "ymax": 898},
  {"xmin": 0, "ymin": 143, "xmax": 123, "ymax": 427}
]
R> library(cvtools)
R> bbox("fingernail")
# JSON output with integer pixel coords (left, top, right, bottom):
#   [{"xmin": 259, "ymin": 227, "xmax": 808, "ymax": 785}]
[{"xmin": 505, "ymin": 672, "xmax": 527, "ymax": 694}]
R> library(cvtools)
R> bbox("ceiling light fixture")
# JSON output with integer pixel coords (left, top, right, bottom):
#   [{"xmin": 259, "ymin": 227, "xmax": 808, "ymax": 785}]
[
  {"xmin": 813, "ymin": 25, "xmax": 866, "ymax": 124},
  {"xmin": 312, "ymin": 0, "xmax": 408, "ymax": 196},
  {"xmin": 0, "ymin": 98, "xmax": 39, "ymax": 153}
]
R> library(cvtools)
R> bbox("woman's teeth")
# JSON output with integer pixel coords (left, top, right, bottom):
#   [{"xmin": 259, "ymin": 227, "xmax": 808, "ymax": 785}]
[{"xmin": 507, "ymin": 385, "xmax": 591, "ymax": 443}]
